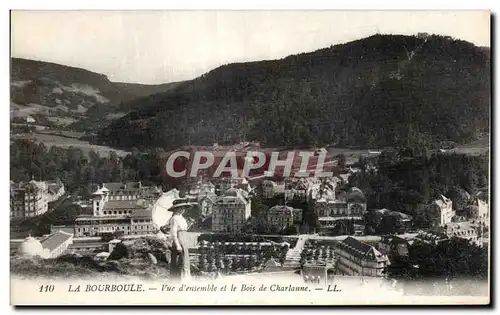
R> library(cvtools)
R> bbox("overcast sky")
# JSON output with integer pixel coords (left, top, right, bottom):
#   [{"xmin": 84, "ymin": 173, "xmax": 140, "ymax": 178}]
[{"xmin": 11, "ymin": 10, "xmax": 490, "ymax": 84}]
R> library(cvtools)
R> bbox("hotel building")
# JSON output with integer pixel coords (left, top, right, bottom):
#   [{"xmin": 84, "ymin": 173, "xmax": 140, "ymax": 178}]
[
  {"xmin": 73, "ymin": 182, "xmax": 158, "ymax": 237},
  {"xmin": 336, "ymin": 236, "xmax": 389, "ymax": 277},
  {"xmin": 212, "ymin": 188, "xmax": 251, "ymax": 233},
  {"xmin": 427, "ymin": 195, "xmax": 455, "ymax": 227},
  {"xmin": 10, "ymin": 179, "xmax": 65, "ymax": 219}
]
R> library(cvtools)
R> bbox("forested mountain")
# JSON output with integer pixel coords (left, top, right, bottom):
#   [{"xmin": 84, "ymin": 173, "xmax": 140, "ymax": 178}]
[
  {"xmin": 95, "ymin": 34, "xmax": 490, "ymax": 150},
  {"xmin": 10, "ymin": 58, "xmax": 181, "ymax": 128}
]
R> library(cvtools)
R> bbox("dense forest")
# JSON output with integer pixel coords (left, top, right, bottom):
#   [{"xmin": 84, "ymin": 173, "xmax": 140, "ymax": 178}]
[
  {"xmin": 349, "ymin": 149, "xmax": 489, "ymax": 228},
  {"xmin": 94, "ymin": 34, "xmax": 490, "ymax": 151},
  {"xmin": 10, "ymin": 139, "xmax": 167, "ymax": 196},
  {"xmin": 386, "ymin": 238, "xmax": 488, "ymax": 281}
]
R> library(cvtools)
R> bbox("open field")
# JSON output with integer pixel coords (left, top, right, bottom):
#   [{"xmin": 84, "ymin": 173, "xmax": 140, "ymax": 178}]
[{"xmin": 11, "ymin": 133, "xmax": 130, "ymax": 158}]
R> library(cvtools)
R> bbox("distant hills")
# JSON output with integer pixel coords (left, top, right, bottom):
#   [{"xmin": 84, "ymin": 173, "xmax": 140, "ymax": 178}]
[
  {"xmin": 12, "ymin": 34, "xmax": 490, "ymax": 152},
  {"xmin": 93, "ymin": 34, "xmax": 490, "ymax": 151},
  {"xmin": 10, "ymin": 57, "xmax": 181, "ymax": 128}
]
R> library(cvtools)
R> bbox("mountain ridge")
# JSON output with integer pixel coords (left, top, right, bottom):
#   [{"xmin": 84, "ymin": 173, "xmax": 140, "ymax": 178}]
[
  {"xmin": 94, "ymin": 33, "xmax": 490, "ymax": 151},
  {"xmin": 10, "ymin": 57, "xmax": 182, "ymax": 128}
]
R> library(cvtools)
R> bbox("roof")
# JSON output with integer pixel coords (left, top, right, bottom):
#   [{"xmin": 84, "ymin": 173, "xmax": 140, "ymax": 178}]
[
  {"xmin": 103, "ymin": 200, "xmax": 147, "ymax": 211},
  {"xmin": 268, "ymin": 205, "xmax": 301, "ymax": 215},
  {"xmin": 41, "ymin": 231, "xmax": 73, "ymax": 252},
  {"xmin": 339, "ymin": 236, "xmax": 388, "ymax": 262},
  {"xmin": 346, "ymin": 187, "xmax": 366, "ymax": 203},
  {"xmin": 199, "ymin": 194, "xmax": 216, "ymax": 203},
  {"xmin": 47, "ymin": 182, "xmax": 63, "ymax": 195},
  {"xmin": 131, "ymin": 209, "xmax": 153, "ymax": 219},
  {"xmin": 11, "ymin": 180, "xmax": 47, "ymax": 192},
  {"xmin": 380, "ymin": 235, "xmax": 408, "ymax": 246},
  {"xmin": 374, "ymin": 209, "xmax": 413, "ymax": 221},
  {"xmin": 318, "ymin": 216, "xmax": 363, "ymax": 221},
  {"xmin": 75, "ymin": 215, "xmax": 131, "ymax": 221},
  {"xmin": 432, "ymin": 195, "xmax": 452, "ymax": 207},
  {"xmin": 341, "ymin": 237, "xmax": 372, "ymax": 256},
  {"xmin": 264, "ymin": 258, "xmax": 281, "ymax": 267},
  {"xmin": 104, "ymin": 182, "xmax": 140, "ymax": 191},
  {"xmin": 18, "ymin": 236, "xmax": 45, "ymax": 256},
  {"xmin": 217, "ymin": 188, "xmax": 248, "ymax": 204}
]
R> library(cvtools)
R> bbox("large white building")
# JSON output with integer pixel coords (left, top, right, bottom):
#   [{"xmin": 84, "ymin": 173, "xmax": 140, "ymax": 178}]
[
  {"xmin": 428, "ymin": 195, "xmax": 455, "ymax": 227},
  {"xmin": 336, "ymin": 236, "xmax": 389, "ymax": 277},
  {"xmin": 470, "ymin": 198, "xmax": 489, "ymax": 227},
  {"xmin": 73, "ymin": 182, "xmax": 158, "ymax": 237},
  {"xmin": 16, "ymin": 231, "xmax": 73, "ymax": 259},
  {"xmin": 93, "ymin": 182, "xmax": 162, "ymax": 202},
  {"xmin": 10, "ymin": 179, "xmax": 65, "ymax": 219},
  {"xmin": 212, "ymin": 188, "xmax": 251, "ymax": 233}
]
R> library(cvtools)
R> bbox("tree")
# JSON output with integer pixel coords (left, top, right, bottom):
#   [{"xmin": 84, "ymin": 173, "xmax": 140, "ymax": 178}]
[{"xmin": 338, "ymin": 154, "xmax": 346, "ymax": 169}]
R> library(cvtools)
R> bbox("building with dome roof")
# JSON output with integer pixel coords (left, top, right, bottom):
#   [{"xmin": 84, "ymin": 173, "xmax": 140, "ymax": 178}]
[
  {"xmin": 15, "ymin": 231, "xmax": 74, "ymax": 259},
  {"xmin": 17, "ymin": 236, "xmax": 49, "ymax": 258},
  {"xmin": 212, "ymin": 187, "xmax": 251, "ymax": 232}
]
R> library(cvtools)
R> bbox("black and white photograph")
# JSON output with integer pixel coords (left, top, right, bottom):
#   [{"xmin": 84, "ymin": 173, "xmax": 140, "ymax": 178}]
[{"xmin": 8, "ymin": 10, "xmax": 491, "ymax": 305}]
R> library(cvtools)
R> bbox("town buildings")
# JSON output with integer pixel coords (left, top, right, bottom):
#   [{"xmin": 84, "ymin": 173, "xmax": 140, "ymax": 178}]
[
  {"xmin": 378, "ymin": 235, "xmax": 410, "ymax": 257},
  {"xmin": 414, "ymin": 231, "xmax": 448, "ymax": 245},
  {"xmin": 10, "ymin": 179, "xmax": 65, "ymax": 219},
  {"xmin": 92, "ymin": 181, "xmax": 162, "ymax": 202},
  {"xmin": 336, "ymin": 236, "xmax": 389, "ymax": 277},
  {"xmin": 40, "ymin": 231, "xmax": 74, "ymax": 258},
  {"xmin": 366, "ymin": 209, "xmax": 413, "ymax": 234},
  {"xmin": 314, "ymin": 187, "xmax": 367, "ymax": 228},
  {"xmin": 16, "ymin": 231, "xmax": 73, "ymax": 259},
  {"xmin": 217, "ymin": 177, "xmax": 251, "ymax": 195},
  {"xmin": 262, "ymin": 205, "xmax": 302, "ymax": 233},
  {"xmin": 262, "ymin": 180, "xmax": 285, "ymax": 199},
  {"xmin": 74, "ymin": 209, "xmax": 155, "ymax": 237},
  {"xmin": 469, "ymin": 198, "xmax": 489, "ymax": 227},
  {"xmin": 445, "ymin": 222, "xmax": 481, "ymax": 246},
  {"xmin": 73, "ymin": 182, "xmax": 159, "ymax": 237},
  {"xmin": 293, "ymin": 177, "xmax": 322, "ymax": 202},
  {"xmin": 428, "ymin": 195, "xmax": 455, "ymax": 227},
  {"xmin": 212, "ymin": 188, "xmax": 252, "ymax": 233},
  {"xmin": 185, "ymin": 179, "xmax": 217, "ymax": 218},
  {"xmin": 262, "ymin": 177, "xmax": 323, "ymax": 202}
]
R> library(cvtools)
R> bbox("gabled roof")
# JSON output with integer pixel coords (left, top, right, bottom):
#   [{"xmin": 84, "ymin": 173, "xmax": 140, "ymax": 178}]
[
  {"xmin": 339, "ymin": 237, "xmax": 387, "ymax": 262},
  {"xmin": 131, "ymin": 209, "xmax": 153, "ymax": 219},
  {"xmin": 264, "ymin": 258, "xmax": 281, "ymax": 267},
  {"xmin": 103, "ymin": 200, "xmax": 147, "ymax": 211},
  {"xmin": 41, "ymin": 231, "xmax": 73, "ymax": 252},
  {"xmin": 341, "ymin": 236, "xmax": 372, "ymax": 255}
]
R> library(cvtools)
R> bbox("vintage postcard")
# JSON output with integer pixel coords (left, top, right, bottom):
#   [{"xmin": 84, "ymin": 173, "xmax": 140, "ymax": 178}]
[{"xmin": 9, "ymin": 10, "xmax": 491, "ymax": 306}]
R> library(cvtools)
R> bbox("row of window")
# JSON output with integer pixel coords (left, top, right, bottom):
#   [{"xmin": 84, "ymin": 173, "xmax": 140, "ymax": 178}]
[
  {"xmin": 101, "ymin": 210, "xmax": 133, "ymax": 216},
  {"xmin": 76, "ymin": 224, "xmax": 154, "ymax": 233}
]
